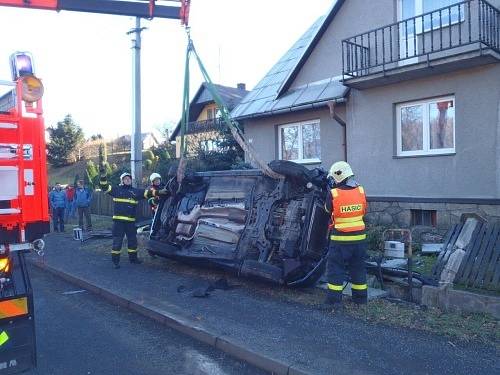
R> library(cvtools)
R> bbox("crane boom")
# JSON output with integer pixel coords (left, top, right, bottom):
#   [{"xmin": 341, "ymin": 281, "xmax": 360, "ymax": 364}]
[{"xmin": 0, "ymin": 0, "xmax": 181, "ymax": 19}]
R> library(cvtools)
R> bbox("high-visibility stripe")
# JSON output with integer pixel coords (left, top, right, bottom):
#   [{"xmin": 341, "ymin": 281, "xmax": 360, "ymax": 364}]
[
  {"xmin": 330, "ymin": 234, "xmax": 367, "ymax": 241},
  {"xmin": 335, "ymin": 215, "xmax": 363, "ymax": 223},
  {"xmin": 358, "ymin": 186, "xmax": 364, "ymax": 194},
  {"xmin": 334, "ymin": 221, "xmax": 365, "ymax": 229},
  {"xmin": 332, "ymin": 188, "xmax": 339, "ymax": 198},
  {"xmin": 351, "ymin": 283, "xmax": 368, "ymax": 290},
  {"xmin": 111, "ymin": 250, "xmax": 121, "ymax": 255},
  {"xmin": 112, "ymin": 215, "xmax": 135, "ymax": 222},
  {"xmin": 327, "ymin": 283, "xmax": 343, "ymax": 291},
  {"xmin": 127, "ymin": 249, "xmax": 138, "ymax": 253},
  {"xmin": 0, "ymin": 258, "xmax": 9, "ymax": 272},
  {"xmin": 143, "ymin": 190, "xmax": 149, "ymax": 199},
  {"xmin": 113, "ymin": 198, "xmax": 138, "ymax": 204},
  {"xmin": 106, "ymin": 185, "xmax": 112, "ymax": 193},
  {"xmin": 0, "ymin": 331, "xmax": 9, "ymax": 346},
  {"xmin": 0, "ymin": 297, "xmax": 28, "ymax": 319}
]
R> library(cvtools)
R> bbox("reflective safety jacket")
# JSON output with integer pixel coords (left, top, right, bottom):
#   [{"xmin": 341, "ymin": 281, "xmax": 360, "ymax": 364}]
[
  {"xmin": 327, "ymin": 185, "xmax": 367, "ymax": 243},
  {"xmin": 148, "ymin": 182, "xmax": 165, "ymax": 212},
  {"xmin": 100, "ymin": 179, "xmax": 157, "ymax": 222}
]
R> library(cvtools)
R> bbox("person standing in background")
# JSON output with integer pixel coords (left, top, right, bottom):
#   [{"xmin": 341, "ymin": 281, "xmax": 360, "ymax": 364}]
[
  {"xmin": 65, "ymin": 184, "xmax": 76, "ymax": 221},
  {"xmin": 50, "ymin": 183, "xmax": 67, "ymax": 232},
  {"xmin": 75, "ymin": 180, "xmax": 93, "ymax": 232}
]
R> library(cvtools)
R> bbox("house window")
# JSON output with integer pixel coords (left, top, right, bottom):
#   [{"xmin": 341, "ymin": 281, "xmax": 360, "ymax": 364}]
[
  {"xmin": 411, "ymin": 209, "xmax": 437, "ymax": 226},
  {"xmin": 200, "ymin": 139, "xmax": 219, "ymax": 152},
  {"xmin": 278, "ymin": 120, "xmax": 321, "ymax": 163},
  {"xmin": 207, "ymin": 108, "xmax": 214, "ymax": 120},
  {"xmin": 396, "ymin": 96, "xmax": 455, "ymax": 156}
]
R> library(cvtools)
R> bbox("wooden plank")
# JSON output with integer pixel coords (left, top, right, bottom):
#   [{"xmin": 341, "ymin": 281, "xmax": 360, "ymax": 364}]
[
  {"xmin": 488, "ymin": 229, "xmax": 500, "ymax": 288},
  {"xmin": 456, "ymin": 222, "xmax": 486, "ymax": 283},
  {"xmin": 484, "ymin": 226, "xmax": 500, "ymax": 289},
  {"xmin": 469, "ymin": 224, "xmax": 498, "ymax": 288},
  {"xmin": 474, "ymin": 223, "xmax": 500, "ymax": 288},
  {"xmin": 455, "ymin": 222, "xmax": 486, "ymax": 283},
  {"xmin": 464, "ymin": 223, "xmax": 494, "ymax": 286},
  {"xmin": 431, "ymin": 224, "xmax": 459, "ymax": 277},
  {"xmin": 433, "ymin": 223, "xmax": 464, "ymax": 278},
  {"xmin": 473, "ymin": 223, "xmax": 500, "ymax": 288}
]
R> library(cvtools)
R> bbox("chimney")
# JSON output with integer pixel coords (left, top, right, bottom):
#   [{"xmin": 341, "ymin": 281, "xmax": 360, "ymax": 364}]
[{"xmin": 237, "ymin": 83, "xmax": 246, "ymax": 90}]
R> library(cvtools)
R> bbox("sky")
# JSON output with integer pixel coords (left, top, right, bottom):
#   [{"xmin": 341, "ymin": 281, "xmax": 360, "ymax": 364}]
[{"xmin": 0, "ymin": 0, "xmax": 333, "ymax": 139}]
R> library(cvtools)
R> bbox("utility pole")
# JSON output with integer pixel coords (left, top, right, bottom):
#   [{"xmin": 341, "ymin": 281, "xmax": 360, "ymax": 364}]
[{"xmin": 127, "ymin": 17, "xmax": 146, "ymax": 187}]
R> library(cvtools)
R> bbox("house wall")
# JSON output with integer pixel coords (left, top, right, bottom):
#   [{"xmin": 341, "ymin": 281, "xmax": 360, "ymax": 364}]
[
  {"xmin": 196, "ymin": 103, "xmax": 218, "ymax": 121},
  {"xmin": 291, "ymin": 0, "xmax": 396, "ymax": 88},
  {"xmin": 347, "ymin": 64, "xmax": 500, "ymax": 199},
  {"xmin": 244, "ymin": 106, "xmax": 346, "ymax": 170},
  {"xmin": 175, "ymin": 103, "xmax": 220, "ymax": 157},
  {"xmin": 175, "ymin": 130, "xmax": 219, "ymax": 158},
  {"xmin": 291, "ymin": 0, "xmax": 500, "ymax": 86}
]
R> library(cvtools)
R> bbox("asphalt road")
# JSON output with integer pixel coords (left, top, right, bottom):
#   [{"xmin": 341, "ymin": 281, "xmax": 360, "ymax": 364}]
[{"xmin": 26, "ymin": 265, "xmax": 266, "ymax": 375}]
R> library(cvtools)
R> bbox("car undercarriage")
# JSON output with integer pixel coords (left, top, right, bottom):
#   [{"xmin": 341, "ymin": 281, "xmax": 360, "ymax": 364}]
[{"xmin": 147, "ymin": 161, "xmax": 331, "ymax": 286}]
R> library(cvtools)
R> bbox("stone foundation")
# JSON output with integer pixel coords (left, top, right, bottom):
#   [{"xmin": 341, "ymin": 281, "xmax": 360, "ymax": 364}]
[{"xmin": 365, "ymin": 200, "xmax": 500, "ymax": 231}]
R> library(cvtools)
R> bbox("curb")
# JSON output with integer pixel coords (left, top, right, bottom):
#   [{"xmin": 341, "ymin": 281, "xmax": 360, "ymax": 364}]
[{"xmin": 28, "ymin": 259, "xmax": 309, "ymax": 375}]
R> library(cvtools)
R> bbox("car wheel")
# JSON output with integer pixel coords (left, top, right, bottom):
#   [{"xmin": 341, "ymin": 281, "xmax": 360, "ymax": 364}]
[{"xmin": 268, "ymin": 160, "xmax": 311, "ymax": 185}]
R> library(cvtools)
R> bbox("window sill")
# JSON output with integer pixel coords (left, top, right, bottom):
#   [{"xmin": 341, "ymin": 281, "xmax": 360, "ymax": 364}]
[{"xmin": 393, "ymin": 152, "xmax": 456, "ymax": 159}]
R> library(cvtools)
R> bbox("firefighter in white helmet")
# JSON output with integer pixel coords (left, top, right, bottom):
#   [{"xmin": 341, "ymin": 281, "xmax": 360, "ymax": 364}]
[
  {"xmin": 324, "ymin": 161, "xmax": 368, "ymax": 308},
  {"xmin": 148, "ymin": 173, "xmax": 164, "ymax": 212}
]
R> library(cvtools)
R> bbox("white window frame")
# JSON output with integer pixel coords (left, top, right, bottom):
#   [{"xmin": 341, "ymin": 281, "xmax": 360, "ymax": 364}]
[
  {"xmin": 278, "ymin": 119, "xmax": 321, "ymax": 164},
  {"xmin": 396, "ymin": 96, "xmax": 456, "ymax": 157},
  {"xmin": 398, "ymin": 0, "xmax": 465, "ymax": 34}
]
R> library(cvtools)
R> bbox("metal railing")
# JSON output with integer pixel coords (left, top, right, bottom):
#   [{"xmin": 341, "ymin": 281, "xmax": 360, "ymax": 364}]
[
  {"xmin": 342, "ymin": 0, "xmax": 500, "ymax": 78},
  {"xmin": 185, "ymin": 118, "xmax": 223, "ymax": 134}
]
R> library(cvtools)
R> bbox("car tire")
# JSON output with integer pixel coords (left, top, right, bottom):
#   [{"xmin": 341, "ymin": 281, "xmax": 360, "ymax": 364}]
[{"xmin": 268, "ymin": 160, "xmax": 311, "ymax": 185}]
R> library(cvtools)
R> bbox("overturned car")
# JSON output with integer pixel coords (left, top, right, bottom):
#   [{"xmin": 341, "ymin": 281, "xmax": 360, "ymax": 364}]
[{"xmin": 147, "ymin": 161, "xmax": 331, "ymax": 287}]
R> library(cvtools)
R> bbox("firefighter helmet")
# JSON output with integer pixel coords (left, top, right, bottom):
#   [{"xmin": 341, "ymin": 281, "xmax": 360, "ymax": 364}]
[
  {"xmin": 328, "ymin": 161, "xmax": 354, "ymax": 184},
  {"xmin": 120, "ymin": 172, "xmax": 132, "ymax": 182},
  {"xmin": 149, "ymin": 173, "xmax": 161, "ymax": 184}
]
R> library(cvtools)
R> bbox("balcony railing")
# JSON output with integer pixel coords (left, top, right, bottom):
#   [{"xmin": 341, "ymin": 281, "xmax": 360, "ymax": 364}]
[
  {"xmin": 185, "ymin": 118, "xmax": 223, "ymax": 135},
  {"xmin": 342, "ymin": 0, "xmax": 500, "ymax": 79}
]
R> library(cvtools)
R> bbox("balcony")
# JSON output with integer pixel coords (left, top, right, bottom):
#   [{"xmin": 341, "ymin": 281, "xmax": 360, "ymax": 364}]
[
  {"xmin": 185, "ymin": 118, "xmax": 223, "ymax": 135},
  {"xmin": 342, "ymin": 0, "xmax": 500, "ymax": 89}
]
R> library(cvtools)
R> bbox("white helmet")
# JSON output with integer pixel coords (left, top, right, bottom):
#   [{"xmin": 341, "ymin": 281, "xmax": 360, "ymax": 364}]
[
  {"xmin": 149, "ymin": 173, "xmax": 161, "ymax": 183},
  {"xmin": 328, "ymin": 161, "xmax": 354, "ymax": 184},
  {"xmin": 120, "ymin": 172, "xmax": 132, "ymax": 182}
]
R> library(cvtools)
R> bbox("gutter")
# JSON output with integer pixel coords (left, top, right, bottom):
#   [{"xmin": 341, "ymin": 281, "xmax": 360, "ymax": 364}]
[
  {"xmin": 327, "ymin": 100, "xmax": 347, "ymax": 162},
  {"xmin": 233, "ymin": 97, "xmax": 347, "ymax": 121}
]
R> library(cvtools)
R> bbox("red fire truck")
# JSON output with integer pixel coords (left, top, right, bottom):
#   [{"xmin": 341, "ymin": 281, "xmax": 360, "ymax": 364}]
[{"xmin": 0, "ymin": 52, "xmax": 49, "ymax": 373}]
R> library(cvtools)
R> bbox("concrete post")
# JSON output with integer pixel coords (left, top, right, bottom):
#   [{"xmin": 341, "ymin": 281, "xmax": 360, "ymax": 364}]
[{"xmin": 128, "ymin": 17, "xmax": 145, "ymax": 187}]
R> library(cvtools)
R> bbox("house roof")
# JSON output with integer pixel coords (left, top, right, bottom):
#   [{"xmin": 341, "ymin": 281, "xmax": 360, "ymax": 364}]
[
  {"xmin": 170, "ymin": 82, "xmax": 249, "ymax": 140},
  {"xmin": 117, "ymin": 132, "xmax": 158, "ymax": 142},
  {"xmin": 231, "ymin": 0, "xmax": 348, "ymax": 121}
]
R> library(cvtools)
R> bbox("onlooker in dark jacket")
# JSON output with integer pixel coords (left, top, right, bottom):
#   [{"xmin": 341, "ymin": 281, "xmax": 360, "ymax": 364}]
[
  {"xmin": 75, "ymin": 180, "xmax": 93, "ymax": 231},
  {"xmin": 49, "ymin": 183, "xmax": 67, "ymax": 232}
]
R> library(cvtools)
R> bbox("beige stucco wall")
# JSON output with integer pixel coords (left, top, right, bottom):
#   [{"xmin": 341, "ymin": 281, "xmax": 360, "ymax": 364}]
[
  {"xmin": 244, "ymin": 106, "xmax": 346, "ymax": 170},
  {"xmin": 346, "ymin": 64, "xmax": 500, "ymax": 199}
]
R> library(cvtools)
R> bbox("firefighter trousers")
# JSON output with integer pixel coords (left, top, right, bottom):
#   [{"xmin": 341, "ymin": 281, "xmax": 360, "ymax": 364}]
[
  {"xmin": 326, "ymin": 241, "xmax": 368, "ymax": 304},
  {"xmin": 111, "ymin": 221, "xmax": 139, "ymax": 264}
]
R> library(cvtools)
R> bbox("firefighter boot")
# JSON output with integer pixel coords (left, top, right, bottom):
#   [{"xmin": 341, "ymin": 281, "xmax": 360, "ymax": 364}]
[
  {"xmin": 128, "ymin": 250, "xmax": 142, "ymax": 264},
  {"xmin": 112, "ymin": 252, "xmax": 121, "ymax": 269}
]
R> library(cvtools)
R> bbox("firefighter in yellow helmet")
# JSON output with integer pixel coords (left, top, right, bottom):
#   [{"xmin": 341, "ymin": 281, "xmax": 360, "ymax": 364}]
[{"xmin": 324, "ymin": 161, "xmax": 368, "ymax": 308}]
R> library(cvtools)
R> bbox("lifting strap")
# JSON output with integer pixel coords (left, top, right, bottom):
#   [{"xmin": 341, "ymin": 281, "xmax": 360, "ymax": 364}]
[{"xmin": 177, "ymin": 31, "xmax": 283, "ymax": 184}]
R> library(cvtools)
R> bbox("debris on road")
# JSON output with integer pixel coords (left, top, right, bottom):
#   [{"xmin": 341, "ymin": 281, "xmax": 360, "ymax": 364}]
[{"xmin": 177, "ymin": 277, "xmax": 238, "ymax": 298}]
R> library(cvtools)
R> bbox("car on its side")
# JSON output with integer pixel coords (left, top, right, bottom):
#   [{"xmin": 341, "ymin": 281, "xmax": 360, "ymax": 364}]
[{"xmin": 147, "ymin": 161, "xmax": 330, "ymax": 287}]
